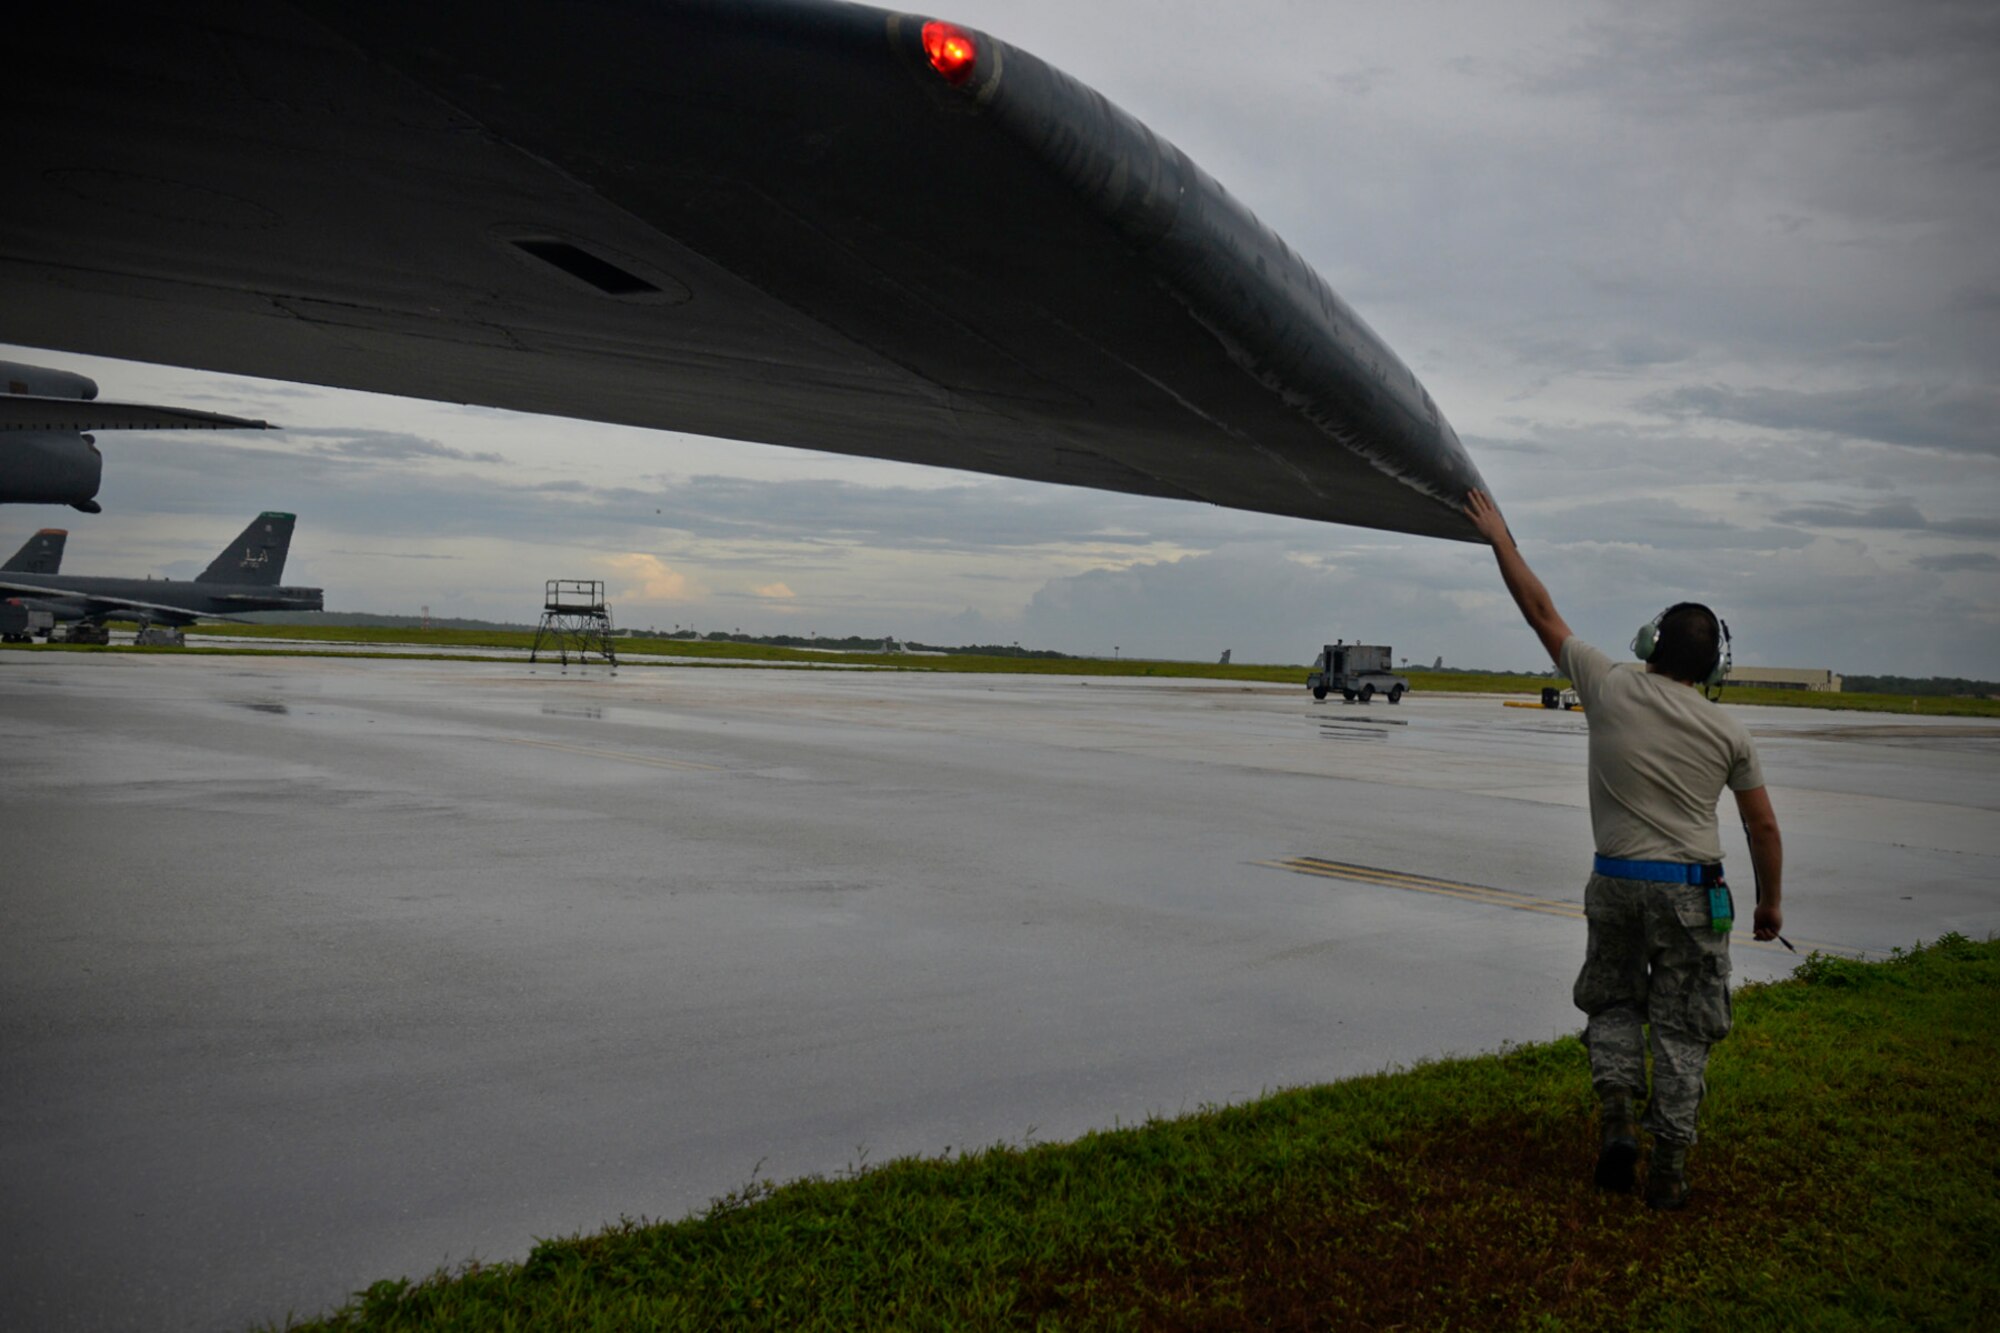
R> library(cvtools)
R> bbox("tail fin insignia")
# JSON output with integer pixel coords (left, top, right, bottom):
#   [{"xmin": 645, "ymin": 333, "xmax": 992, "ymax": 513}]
[
  {"xmin": 197, "ymin": 511, "xmax": 295, "ymax": 586},
  {"xmin": 2, "ymin": 528, "xmax": 67, "ymax": 575}
]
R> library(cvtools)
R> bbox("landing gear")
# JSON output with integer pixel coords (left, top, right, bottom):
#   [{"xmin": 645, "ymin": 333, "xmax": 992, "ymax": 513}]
[{"xmin": 63, "ymin": 623, "xmax": 111, "ymax": 646}]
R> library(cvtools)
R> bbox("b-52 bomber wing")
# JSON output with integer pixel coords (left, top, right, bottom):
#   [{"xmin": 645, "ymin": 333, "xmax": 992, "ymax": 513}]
[
  {"xmin": 0, "ymin": 360, "xmax": 273, "ymax": 510},
  {"xmin": 0, "ymin": 0, "xmax": 1485, "ymax": 540},
  {"xmin": 0, "ymin": 582, "xmax": 250, "ymax": 627},
  {"xmin": 0, "ymin": 399, "xmax": 271, "ymax": 435}
]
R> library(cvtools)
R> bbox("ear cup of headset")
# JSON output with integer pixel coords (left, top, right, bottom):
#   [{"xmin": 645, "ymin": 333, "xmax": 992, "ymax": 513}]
[{"xmin": 1634, "ymin": 607, "xmax": 1730, "ymax": 689}]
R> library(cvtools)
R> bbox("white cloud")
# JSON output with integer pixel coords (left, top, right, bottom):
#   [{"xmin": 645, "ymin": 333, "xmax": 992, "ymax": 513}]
[{"xmin": 601, "ymin": 553, "xmax": 697, "ymax": 604}]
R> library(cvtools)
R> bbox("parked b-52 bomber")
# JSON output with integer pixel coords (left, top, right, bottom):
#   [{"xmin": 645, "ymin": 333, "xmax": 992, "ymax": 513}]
[{"xmin": 0, "ymin": 511, "xmax": 322, "ymax": 645}]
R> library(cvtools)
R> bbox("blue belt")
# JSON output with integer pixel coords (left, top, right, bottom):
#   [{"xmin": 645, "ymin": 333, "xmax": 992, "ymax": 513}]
[{"xmin": 1593, "ymin": 854, "xmax": 1723, "ymax": 885}]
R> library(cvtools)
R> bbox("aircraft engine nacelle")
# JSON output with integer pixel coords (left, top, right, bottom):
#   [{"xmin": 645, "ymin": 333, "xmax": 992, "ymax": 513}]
[
  {"xmin": 0, "ymin": 430, "xmax": 103, "ymax": 510},
  {"xmin": 1, "ymin": 360, "xmax": 98, "ymax": 400}
]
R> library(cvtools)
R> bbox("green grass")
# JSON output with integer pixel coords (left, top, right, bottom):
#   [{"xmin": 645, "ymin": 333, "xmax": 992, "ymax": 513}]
[
  {"xmin": 1706, "ymin": 686, "xmax": 2000, "ymax": 718},
  {"xmin": 9, "ymin": 628, "xmax": 1996, "ymax": 716},
  {"xmin": 273, "ymin": 935, "xmax": 1998, "ymax": 1331}
]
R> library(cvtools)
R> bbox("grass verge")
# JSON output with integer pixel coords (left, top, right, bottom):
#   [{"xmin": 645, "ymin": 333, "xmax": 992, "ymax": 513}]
[{"xmin": 275, "ymin": 934, "xmax": 1998, "ymax": 1331}]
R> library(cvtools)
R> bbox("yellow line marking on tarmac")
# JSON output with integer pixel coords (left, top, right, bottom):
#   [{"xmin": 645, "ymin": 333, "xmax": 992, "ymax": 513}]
[
  {"xmin": 1256, "ymin": 856, "xmax": 1863, "ymax": 956},
  {"xmin": 493, "ymin": 736, "xmax": 725, "ymax": 772}
]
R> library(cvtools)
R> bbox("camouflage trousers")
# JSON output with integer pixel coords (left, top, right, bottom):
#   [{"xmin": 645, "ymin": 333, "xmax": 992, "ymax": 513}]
[{"xmin": 1573, "ymin": 872, "xmax": 1734, "ymax": 1144}]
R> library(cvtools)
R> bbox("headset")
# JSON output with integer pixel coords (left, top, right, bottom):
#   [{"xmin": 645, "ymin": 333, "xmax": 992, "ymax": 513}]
[{"xmin": 1632, "ymin": 602, "xmax": 1733, "ymax": 700}]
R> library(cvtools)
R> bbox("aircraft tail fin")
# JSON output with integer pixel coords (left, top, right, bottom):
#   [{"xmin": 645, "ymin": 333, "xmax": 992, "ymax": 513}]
[
  {"xmin": 2, "ymin": 528, "xmax": 66, "ymax": 574},
  {"xmin": 196, "ymin": 512, "xmax": 295, "ymax": 585}
]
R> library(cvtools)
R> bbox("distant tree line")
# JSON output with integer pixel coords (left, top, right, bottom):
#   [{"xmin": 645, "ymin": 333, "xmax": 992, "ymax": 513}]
[
  {"xmin": 924, "ymin": 642, "xmax": 1071, "ymax": 659},
  {"xmin": 242, "ymin": 610, "xmax": 531, "ymax": 631},
  {"xmin": 637, "ymin": 628, "xmax": 1069, "ymax": 658}
]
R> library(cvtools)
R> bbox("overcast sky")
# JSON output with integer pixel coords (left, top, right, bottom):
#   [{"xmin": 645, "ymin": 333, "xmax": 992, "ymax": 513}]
[{"xmin": 9, "ymin": 0, "xmax": 1996, "ymax": 675}]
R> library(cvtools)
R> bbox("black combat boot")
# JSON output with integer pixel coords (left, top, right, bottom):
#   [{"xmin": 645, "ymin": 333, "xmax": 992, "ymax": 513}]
[
  {"xmin": 1646, "ymin": 1137, "xmax": 1692, "ymax": 1211},
  {"xmin": 1593, "ymin": 1090, "xmax": 1640, "ymax": 1193}
]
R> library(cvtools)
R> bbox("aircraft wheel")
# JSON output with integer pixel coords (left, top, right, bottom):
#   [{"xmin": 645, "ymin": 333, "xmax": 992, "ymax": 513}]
[
  {"xmin": 1359, "ymin": 684, "xmax": 1375, "ymax": 702},
  {"xmin": 1312, "ymin": 685, "xmax": 1328, "ymax": 700},
  {"xmin": 1388, "ymin": 685, "xmax": 1404, "ymax": 704}
]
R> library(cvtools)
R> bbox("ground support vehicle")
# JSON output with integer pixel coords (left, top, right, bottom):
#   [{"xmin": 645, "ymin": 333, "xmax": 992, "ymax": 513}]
[{"xmin": 1307, "ymin": 643, "xmax": 1410, "ymax": 703}]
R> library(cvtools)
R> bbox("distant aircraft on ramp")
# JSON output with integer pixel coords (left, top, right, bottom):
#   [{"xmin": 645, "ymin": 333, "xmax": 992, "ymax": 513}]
[
  {"xmin": 1, "ymin": 360, "xmax": 274, "ymax": 514},
  {"xmin": 0, "ymin": 528, "xmax": 67, "ymax": 640},
  {"xmin": 0, "ymin": 1, "xmax": 1486, "ymax": 541},
  {"xmin": 0, "ymin": 512, "xmax": 323, "ymax": 638}
]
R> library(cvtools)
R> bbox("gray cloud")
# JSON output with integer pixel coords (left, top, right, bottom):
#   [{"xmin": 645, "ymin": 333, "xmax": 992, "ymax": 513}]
[
  {"xmin": 1020, "ymin": 544, "xmax": 1375, "ymax": 663},
  {"xmin": 95, "ymin": 428, "xmax": 1309, "ymax": 554},
  {"xmin": 1507, "ymin": 332, "xmax": 1699, "ymax": 375},
  {"xmin": 1545, "ymin": 498, "xmax": 1812, "ymax": 552},
  {"xmin": 282, "ymin": 427, "xmax": 506, "ymax": 465},
  {"xmin": 1952, "ymin": 284, "xmax": 2000, "ymax": 313},
  {"xmin": 1548, "ymin": 0, "xmax": 2000, "ymax": 146},
  {"xmin": 1770, "ymin": 501, "xmax": 1929, "ymax": 531},
  {"xmin": 1641, "ymin": 384, "xmax": 2000, "ymax": 457},
  {"xmin": 634, "ymin": 476, "xmax": 1203, "ymax": 551},
  {"xmin": 1912, "ymin": 552, "xmax": 2000, "ymax": 573},
  {"xmin": 1771, "ymin": 500, "xmax": 2000, "ymax": 540},
  {"xmin": 1007, "ymin": 529, "xmax": 1998, "ymax": 678}
]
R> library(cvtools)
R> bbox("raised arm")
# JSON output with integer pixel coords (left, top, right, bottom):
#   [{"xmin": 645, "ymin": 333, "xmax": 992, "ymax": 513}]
[
  {"xmin": 1465, "ymin": 490, "xmax": 1573, "ymax": 666},
  {"xmin": 1734, "ymin": 785, "xmax": 1785, "ymax": 940}
]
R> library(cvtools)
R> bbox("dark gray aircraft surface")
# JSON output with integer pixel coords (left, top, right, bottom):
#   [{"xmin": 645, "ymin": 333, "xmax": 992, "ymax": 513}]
[
  {"xmin": 0, "ymin": 529, "xmax": 64, "ymax": 640},
  {"xmin": 0, "ymin": 1, "xmax": 1484, "ymax": 540},
  {"xmin": 0, "ymin": 512, "xmax": 323, "ymax": 633},
  {"xmin": 1, "ymin": 360, "xmax": 272, "ymax": 512},
  {"xmin": 3, "ymin": 528, "xmax": 66, "ymax": 576}
]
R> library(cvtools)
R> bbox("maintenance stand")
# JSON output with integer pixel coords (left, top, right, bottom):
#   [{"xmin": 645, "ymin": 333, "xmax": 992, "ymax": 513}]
[{"xmin": 531, "ymin": 579, "xmax": 618, "ymax": 671}]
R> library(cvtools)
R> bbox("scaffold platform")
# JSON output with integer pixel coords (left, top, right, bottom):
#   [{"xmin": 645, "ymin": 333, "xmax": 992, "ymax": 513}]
[{"xmin": 530, "ymin": 579, "xmax": 617, "ymax": 669}]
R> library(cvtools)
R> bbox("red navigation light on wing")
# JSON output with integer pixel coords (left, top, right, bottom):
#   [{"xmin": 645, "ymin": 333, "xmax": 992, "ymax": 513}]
[{"xmin": 921, "ymin": 21, "xmax": 978, "ymax": 84}]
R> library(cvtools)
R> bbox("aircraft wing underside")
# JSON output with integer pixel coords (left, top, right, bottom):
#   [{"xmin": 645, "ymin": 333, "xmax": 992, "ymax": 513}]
[
  {"xmin": 0, "ymin": 0, "xmax": 1484, "ymax": 539},
  {"xmin": 0, "ymin": 399, "xmax": 272, "ymax": 434},
  {"xmin": 0, "ymin": 583, "xmax": 218, "ymax": 626}
]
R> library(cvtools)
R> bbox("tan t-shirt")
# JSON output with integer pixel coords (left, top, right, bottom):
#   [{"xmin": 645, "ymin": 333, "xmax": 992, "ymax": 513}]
[{"xmin": 1560, "ymin": 636, "xmax": 1765, "ymax": 862}]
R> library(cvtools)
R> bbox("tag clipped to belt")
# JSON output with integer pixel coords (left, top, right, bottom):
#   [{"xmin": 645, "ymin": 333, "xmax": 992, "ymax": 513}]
[{"xmin": 1708, "ymin": 882, "xmax": 1735, "ymax": 933}]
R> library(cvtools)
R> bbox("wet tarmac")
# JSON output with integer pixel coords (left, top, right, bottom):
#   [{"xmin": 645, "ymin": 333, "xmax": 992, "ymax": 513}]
[{"xmin": 2, "ymin": 653, "xmax": 1995, "ymax": 1330}]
